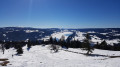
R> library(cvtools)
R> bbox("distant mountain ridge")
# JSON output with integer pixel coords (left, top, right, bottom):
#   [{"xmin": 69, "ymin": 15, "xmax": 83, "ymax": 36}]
[{"xmin": 0, "ymin": 27, "xmax": 61, "ymax": 41}]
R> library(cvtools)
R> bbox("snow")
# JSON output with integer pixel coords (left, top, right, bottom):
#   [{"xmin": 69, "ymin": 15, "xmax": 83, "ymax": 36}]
[
  {"xmin": 41, "ymin": 36, "xmax": 50, "ymax": 41},
  {"xmin": 72, "ymin": 31, "xmax": 120, "ymax": 45},
  {"xmin": 91, "ymin": 36, "xmax": 120, "ymax": 45},
  {"xmin": 112, "ymin": 30, "xmax": 118, "ymax": 33},
  {"xmin": 3, "ymin": 34, "xmax": 6, "ymax": 37},
  {"xmin": 100, "ymin": 33, "xmax": 108, "ymax": 35},
  {"xmin": 42, "ymin": 31, "xmax": 73, "ymax": 41},
  {"xmin": 68, "ymin": 48, "xmax": 120, "ymax": 56},
  {"xmin": 88, "ymin": 31, "xmax": 96, "ymax": 33},
  {"xmin": 73, "ymin": 31, "xmax": 86, "ymax": 41},
  {"xmin": 1, "ymin": 29, "xmax": 120, "ymax": 67},
  {"xmin": 24, "ymin": 30, "xmax": 39, "ymax": 33},
  {"xmin": 91, "ymin": 35, "xmax": 120, "ymax": 45},
  {"xmin": 51, "ymin": 31, "xmax": 73, "ymax": 40},
  {"xmin": 113, "ymin": 34, "xmax": 120, "ymax": 36},
  {"xmin": 0, "ymin": 45, "xmax": 120, "ymax": 67},
  {"xmin": 106, "ymin": 39, "xmax": 120, "ymax": 45},
  {"xmin": 72, "ymin": 32, "xmax": 103, "ymax": 44},
  {"xmin": 91, "ymin": 35, "xmax": 102, "ymax": 44}
]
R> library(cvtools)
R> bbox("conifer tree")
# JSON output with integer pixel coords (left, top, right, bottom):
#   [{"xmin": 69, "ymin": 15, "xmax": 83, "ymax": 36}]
[
  {"xmin": 53, "ymin": 37, "xmax": 57, "ymax": 44},
  {"xmin": 49, "ymin": 36, "xmax": 53, "ymax": 44},
  {"xmin": 100, "ymin": 40, "xmax": 107, "ymax": 49},
  {"xmin": 28, "ymin": 40, "xmax": 31, "ymax": 48},
  {"xmin": 60, "ymin": 35, "xmax": 65, "ymax": 47},
  {"xmin": 82, "ymin": 33, "xmax": 94, "ymax": 54},
  {"xmin": 16, "ymin": 45, "xmax": 23, "ymax": 54},
  {"xmin": 27, "ymin": 40, "xmax": 31, "ymax": 51}
]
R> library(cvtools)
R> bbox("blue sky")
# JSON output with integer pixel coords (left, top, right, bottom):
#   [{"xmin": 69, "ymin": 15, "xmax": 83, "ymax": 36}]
[{"xmin": 0, "ymin": 0, "xmax": 120, "ymax": 28}]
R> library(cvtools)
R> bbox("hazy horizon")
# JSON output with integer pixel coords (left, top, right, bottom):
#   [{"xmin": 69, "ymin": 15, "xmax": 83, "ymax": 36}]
[{"xmin": 0, "ymin": 26, "xmax": 120, "ymax": 29}]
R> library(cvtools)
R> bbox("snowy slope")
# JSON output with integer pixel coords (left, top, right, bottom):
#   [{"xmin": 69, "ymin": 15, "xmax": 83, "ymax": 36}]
[
  {"xmin": 71, "ymin": 31, "xmax": 120, "ymax": 45},
  {"xmin": 51, "ymin": 31, "xmax": 73, "ymax": 40},
  {"xmin": 0, "ymin": 45, "xmax": 120, "ymax": 67},
  {"xmin": 72, "ymin": 31, "xmax": 86, "ymax": 41},
  {"xmin": 42, "ymin": 31, "xmax": 73, "ymax": 41}
]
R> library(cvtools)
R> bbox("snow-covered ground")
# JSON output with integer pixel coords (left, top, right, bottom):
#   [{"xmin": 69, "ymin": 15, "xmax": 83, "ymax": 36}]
[
  {"xmin": 24, "ymin": 30, "xmax": 39, "ymax": 33},
  {"xmin": 106, "ymin": 39, "xmax": 120, "ymax": 45},
  {"xmin": 90, "ymin": 35, "xmax": 120, "ymax": 45},
  {"xmin": 51, "ymin": 31, "xmax": 73, "ymax": 40},
  {"xmin": 0, "ymin": 45, "xmax": 120, "ymax": 67},
  {"xmin": 42, "ymin": 31, "xmax": 73, "ymax": 41},
  {"xmin": 1, "ymin": 30, "xmax": 120, "ymax": 67},
  {"xmin": 72, "ymin": 31, "xmax": 86, "ymax": 41},
  {"xmin": 100, "ymin": 33, "xmax": 108, "ymax": 35},
  {"xmin": 91, "ymin": 35, "xmax": 102, "ymax": 44},
  {"xmin": 72, "ymin": 31, "xmax": 120, "ymax": 45}
]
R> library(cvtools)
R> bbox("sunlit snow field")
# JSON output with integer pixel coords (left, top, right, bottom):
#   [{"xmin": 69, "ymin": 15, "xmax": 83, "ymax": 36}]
[{"xmin": 0, "ymin": 45, "xmax": 120, "ymax": 67}]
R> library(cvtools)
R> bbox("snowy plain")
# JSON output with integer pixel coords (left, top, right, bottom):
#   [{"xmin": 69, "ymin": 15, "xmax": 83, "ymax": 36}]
[{"xmin": 0, "ymin": 45, "xmax": 120, "ymax": 67}]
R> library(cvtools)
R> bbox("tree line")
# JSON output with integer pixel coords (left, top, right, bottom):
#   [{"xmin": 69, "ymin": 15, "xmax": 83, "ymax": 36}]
[
  {"xmin": 42, "ymin": 33, "xmax": 120, "ymax": 54},
  {"xmin": 42, "ymin": 33, "xmax": 94, "ymax": 54},
  {"xmin": 0, "ymin": 40, "xmax": 40, "ymax": 55}
]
